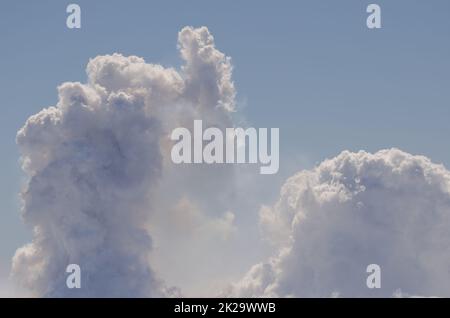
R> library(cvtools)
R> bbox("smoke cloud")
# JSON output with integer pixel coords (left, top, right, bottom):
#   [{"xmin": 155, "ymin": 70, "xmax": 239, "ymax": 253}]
[
  {"xmin": 229, "ymin": 149, "xmax": 450, "ymax": 297},
  {"xmin": 13, "ymin": 26, "xmax": 235, "ymax": 297},
  {"xmin": 16, "ymin": 25, "xmax": 450, "ymax": 299}
]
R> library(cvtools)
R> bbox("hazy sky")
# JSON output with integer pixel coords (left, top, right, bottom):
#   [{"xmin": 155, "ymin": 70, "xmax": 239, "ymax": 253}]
[{"xmin": 1, "ymin": 0, "xmax": 449, "ymax": 295}]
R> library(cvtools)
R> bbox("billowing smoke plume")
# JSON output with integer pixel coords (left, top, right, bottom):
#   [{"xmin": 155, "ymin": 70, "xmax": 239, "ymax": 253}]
[
  {"xmin": 13, "ymin": 26, "xmax": 235, "ymax": 297},
  {"xmin": 229, "ymin": 149, "xmax": 450, "ymax": 297}
]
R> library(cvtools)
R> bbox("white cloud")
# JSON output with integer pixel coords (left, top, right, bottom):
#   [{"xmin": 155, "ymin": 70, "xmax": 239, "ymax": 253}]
[
  {"xmin": 13, "ymin": 26, "xmax": 235, "ymax": 297},
  {"xmin": 15, "ymin": 24, "xmax": 449, "ymax": 299},
  {"xmin": 229, "ymin": 149, "xmax": 450, "ymax": 297}
]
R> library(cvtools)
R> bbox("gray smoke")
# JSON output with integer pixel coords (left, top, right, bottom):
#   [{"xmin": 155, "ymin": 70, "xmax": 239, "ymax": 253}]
[{"xmin": 13, "ymin": 26, "xmax": 235, "ymax": 297}]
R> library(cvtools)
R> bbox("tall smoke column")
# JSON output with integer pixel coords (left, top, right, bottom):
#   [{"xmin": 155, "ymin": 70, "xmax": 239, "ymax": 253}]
[{"xmin": 12, "ymin": 26, "xmax": 235, "ymax": 297}]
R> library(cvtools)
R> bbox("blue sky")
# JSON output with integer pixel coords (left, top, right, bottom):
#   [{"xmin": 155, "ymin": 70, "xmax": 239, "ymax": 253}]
[{"xmin": 1, "ymin": 0, "xmax": 450, "ymax": 291}]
